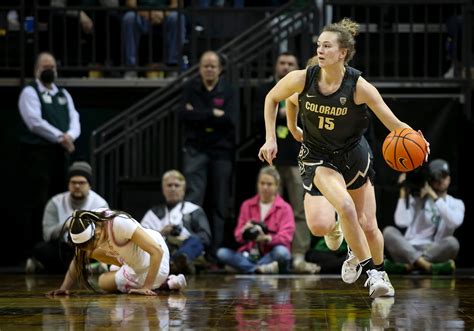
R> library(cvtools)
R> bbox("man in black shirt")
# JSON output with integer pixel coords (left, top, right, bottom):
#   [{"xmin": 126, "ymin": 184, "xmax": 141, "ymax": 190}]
[{"xmin": 180, "ymin": 50, "xmax": 239, "ymax": 261}]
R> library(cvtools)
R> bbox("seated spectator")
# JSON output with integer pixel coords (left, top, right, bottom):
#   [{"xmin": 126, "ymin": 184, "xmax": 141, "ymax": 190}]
[
  {"xmin": 80, "ymin": 0, "xmax": 122, "ymax": 76},
  {"xmin": 141, "ymin": 170, "xmax": 212, "ymax": 275},
  {"xmin": 47, "ymin": 0, "xmax": 94, "ymax": 72},
  {"xmin": 25, "ymin": 161, "xmax": 109, "ymax": 274},
  {"xmin": 383, "ymin": 159, "xmax": 465, "ymax": 275},
  {"xmin": 217, "ymin": 166, "xmax": 295, "ymax": 274},
  {"xmin": 122, "ymin": 0, "xmax": 186, "ymax": 78}
]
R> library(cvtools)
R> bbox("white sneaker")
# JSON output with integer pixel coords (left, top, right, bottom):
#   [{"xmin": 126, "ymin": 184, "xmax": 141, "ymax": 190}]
[
  {"xmin": 257, "ymin": 261, "xmax": 279, "ymax": 274},
  {"xmin": 443, "ymin": 65, "xmax": 454, "ymax": 78},
  {"xmin": 324, "ymin": 220, "xmax": 343, "ymax": 251},
  {"xmin": 382, "ymin": 271, "xmax": 395, "ymax": 297},
  {"xmin": 168, "ymin": 274, "xmax": 187, "ymax": 290},
  {"xmin": 364, "ymin": 269, "xmax": 393, "ymax": 298},
  {"xmin": 341, "ymin": 248, "xmax": 362, "ymax": 284},
  {"xmin": 293, "ymin": 259, "xmax": 321, "ymax": 274},
  {"xmin": 25, "ymin": 257, "xmax": 44, "ymax": 274}
]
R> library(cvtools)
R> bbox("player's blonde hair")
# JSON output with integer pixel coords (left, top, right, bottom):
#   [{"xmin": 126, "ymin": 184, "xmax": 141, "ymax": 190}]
[{"xmin": 322, "ymin": 18, "xmax": 360, "ymax": 64}]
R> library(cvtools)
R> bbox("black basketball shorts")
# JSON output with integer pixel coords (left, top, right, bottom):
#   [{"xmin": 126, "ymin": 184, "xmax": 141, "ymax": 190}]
[{"xmin": 298, "ymin": 137, "xmax": 375, "ymax": 196}]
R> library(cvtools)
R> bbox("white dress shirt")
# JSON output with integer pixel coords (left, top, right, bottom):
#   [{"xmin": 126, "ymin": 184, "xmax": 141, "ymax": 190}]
[{"xmin": 18, "ymin": 79, "xmax": 81, "ymax": 143}]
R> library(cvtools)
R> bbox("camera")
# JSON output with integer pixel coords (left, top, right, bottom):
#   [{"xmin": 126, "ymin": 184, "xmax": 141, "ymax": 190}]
[
  {"xmin": 400, "ymin": 165, "xmax": 428, "ymax": 197},
  {"xmin": 242, "ymin": 221, "xmax": 269, "ymax": 241},
  {"xmin": 170, "ymin": 225, "xmax": 182, "ymax": 236}
]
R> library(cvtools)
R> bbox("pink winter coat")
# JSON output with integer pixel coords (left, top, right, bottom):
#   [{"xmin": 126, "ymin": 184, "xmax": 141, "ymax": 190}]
[{"xmin": 234, "ymin": 194, "xmax": 295, "ymax": 255}]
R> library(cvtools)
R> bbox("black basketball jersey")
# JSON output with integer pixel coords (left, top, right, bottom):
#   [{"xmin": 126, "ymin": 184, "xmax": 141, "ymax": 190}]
[{"xmin": 298, "ymin": 65, "xmax": 369, "ymax": 153}]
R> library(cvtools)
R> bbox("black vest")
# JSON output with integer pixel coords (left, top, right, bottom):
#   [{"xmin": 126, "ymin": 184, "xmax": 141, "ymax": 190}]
[
  {"xmin": 298, "ymin": 65, "xmax": 368, "ymax": 153},
  {"xmin": 19, "ymin": 82, "xmax": 70, "ymax": 145}
]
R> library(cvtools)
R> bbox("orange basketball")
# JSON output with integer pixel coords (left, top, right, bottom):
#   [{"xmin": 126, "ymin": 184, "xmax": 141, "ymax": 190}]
[{"xmin": 382, "ymin": 128, "xmax": 427, "ymax": 172}]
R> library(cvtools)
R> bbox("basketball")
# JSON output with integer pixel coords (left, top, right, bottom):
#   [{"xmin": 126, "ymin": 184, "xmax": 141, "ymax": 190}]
[{"xmin": 382, "ymin": 128, "xmax": 427, "ymax": 172}]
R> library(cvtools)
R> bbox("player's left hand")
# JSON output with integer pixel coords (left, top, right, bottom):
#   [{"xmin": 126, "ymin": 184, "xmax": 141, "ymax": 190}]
[{"xmin": 289, "ymin": 126, "xmax": 303, "ymax": 142}]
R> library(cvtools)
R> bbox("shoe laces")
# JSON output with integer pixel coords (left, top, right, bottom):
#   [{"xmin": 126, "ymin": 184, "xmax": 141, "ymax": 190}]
[
  {"xmin": 364, "ymin": 269, "xmax": 383, "ymax": 288},
  {"xmin": 344, "ymin": 250, "xmax": 358, "ymax": 271}
]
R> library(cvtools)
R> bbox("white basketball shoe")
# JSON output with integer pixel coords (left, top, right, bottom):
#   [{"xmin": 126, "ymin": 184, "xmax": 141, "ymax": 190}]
[
  {"xmin": 365, "ymin": 269, "xmax": 395, "ymax": 298},
  {"xmin": 341, "ymin": 248, "xmax": 362, "ymax": 284}
]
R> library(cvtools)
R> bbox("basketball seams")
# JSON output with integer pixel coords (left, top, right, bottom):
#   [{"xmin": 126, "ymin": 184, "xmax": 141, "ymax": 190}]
[
  {"xmin": 400, "ymin": 139, "xmax": 415, "ymax": 169},
  {"xmin": 382, "ymin": 128, "xmax": 427, "ymax": 172},
  {"xmin": 382, "ymin": 134, "xmax": 396, "ymax": 156},
  {"xmin": 401, "ymin": 134, "xmax": 426, "ymax": 153},
  {"xmin": 392, "ymin": 136, "xmax": 400, "ymax": 171}
]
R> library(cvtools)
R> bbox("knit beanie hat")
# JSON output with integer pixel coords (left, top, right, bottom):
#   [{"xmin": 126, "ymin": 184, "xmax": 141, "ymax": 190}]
[{"xmin": 68, "ymin": 161, "xmax": 92, "ymax": 184}]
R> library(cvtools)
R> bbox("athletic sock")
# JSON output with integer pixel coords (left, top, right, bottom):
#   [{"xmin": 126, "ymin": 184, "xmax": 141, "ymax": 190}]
[
  {"xmin": 375, "ymin": 262, "xmax": 385, "ymax": 272},
  {"xmin": 360, "ymin": 258, "xmax": 375, "ymax": 274}
]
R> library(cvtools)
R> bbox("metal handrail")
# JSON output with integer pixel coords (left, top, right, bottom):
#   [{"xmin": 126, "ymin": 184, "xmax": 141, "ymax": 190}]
[
  {"xmin": 90, "ymin": 1, "xmax": 317, "ymax": 204},
  {"xmin": 90, "ymin": 1, "xmax": 301, "ymax": 138}
]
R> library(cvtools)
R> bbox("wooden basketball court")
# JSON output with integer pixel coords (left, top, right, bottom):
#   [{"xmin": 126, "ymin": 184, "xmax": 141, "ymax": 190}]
[{"xmin": 0, "ymin": 273, "xmax": 473, "ymax": 329}]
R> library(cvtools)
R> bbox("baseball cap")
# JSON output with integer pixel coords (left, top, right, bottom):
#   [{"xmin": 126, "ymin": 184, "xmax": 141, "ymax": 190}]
[{"xmin": 428, "ymin": 159, "xmax": 450, "ymax": 180}]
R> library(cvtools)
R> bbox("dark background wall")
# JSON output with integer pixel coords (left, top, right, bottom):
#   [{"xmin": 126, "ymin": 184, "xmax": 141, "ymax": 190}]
[
  {"xmin": 0, "ymin": 86, "xmax": 153, "ymax": 265},
  {"xmin": 1, "ymin": 86, "xmax": 472, "ymax": 268}
]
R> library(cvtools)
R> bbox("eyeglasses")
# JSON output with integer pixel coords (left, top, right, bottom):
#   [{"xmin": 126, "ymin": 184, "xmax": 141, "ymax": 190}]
[{"xmin": 70, "ymin": 180, "xmax": 89, "ymax": 186}]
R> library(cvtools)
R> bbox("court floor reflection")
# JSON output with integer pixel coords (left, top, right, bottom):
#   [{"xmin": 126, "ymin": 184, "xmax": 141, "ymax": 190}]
[{"xmin": 0, "ymin": 274, "xmax": 473, "ymax": 329}]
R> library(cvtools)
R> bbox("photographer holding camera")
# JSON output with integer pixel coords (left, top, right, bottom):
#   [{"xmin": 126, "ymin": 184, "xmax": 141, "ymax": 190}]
[
  {"xmin": 383, "ymin": 159, "xmax": 465, "ymax": 275},
  {"xmin": 217, "ymin": 166, "xmax": 295, "ymax": 274},
  {"xmin": 141, "ymin": 170, "xmax": 212, "ymax": 275}
]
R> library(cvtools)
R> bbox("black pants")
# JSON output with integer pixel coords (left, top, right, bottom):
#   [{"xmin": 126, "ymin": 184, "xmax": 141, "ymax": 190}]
[
  {"xmin": 15, "ymin": 143, "xmax": 69, "ymax": 258},
  {"xmin": 182, "ymin": 147, "xmax": 233, "ymax": 257}
]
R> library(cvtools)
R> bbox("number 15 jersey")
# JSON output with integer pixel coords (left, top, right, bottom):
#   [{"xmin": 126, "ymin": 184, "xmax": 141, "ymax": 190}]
[{"xmin": 298, "ymin": 65, "xmax": 369, "ymax": 154}]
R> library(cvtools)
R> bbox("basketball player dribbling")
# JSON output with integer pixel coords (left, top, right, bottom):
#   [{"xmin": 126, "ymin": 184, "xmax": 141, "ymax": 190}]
[{"xmin": 258, "ymin": 18, "xmax": 430, "ymax": 298}]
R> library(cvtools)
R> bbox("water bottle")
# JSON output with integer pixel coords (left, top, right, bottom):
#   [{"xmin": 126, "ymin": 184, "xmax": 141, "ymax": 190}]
[
  {"xmin": 24, "ymin": 16, "xmax": 34, "ymax": 33},
  {"xmin": 181, "ymin": 55, "xmax": 189, "ymax": 71}
]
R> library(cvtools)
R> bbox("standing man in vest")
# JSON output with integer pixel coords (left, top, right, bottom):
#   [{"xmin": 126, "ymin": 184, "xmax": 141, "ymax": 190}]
[{"xmin": 17, "ymin": 52, "xmax": 81, "ymax": 263}]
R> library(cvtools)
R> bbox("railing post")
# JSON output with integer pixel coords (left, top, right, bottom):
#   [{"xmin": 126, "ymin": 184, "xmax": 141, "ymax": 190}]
[
  {"xmin": 464, "ymin": 0, "xmax": 472, "ymax": 119},
  {"xmin": 19, "ymin": 0, "xmax": 26, "ymax": 85}
]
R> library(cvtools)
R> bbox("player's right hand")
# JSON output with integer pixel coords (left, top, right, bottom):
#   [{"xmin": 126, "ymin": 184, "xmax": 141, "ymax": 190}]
[{"xmin": 258, "ymin": 140, "xmax": 278, "ymax": 165}]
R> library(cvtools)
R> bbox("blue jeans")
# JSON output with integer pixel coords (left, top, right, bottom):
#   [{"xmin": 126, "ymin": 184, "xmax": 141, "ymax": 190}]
[
  {"xmin": 217, "ymin": 245, "xmax": 291, "ymax": 273},
  {"xmin": 173, "ymin": 235, "xmax": 204, "ymax": 262},
  {"xmin": 122, "ymin": 11, "xmax": 186, "ymax": 66}
]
